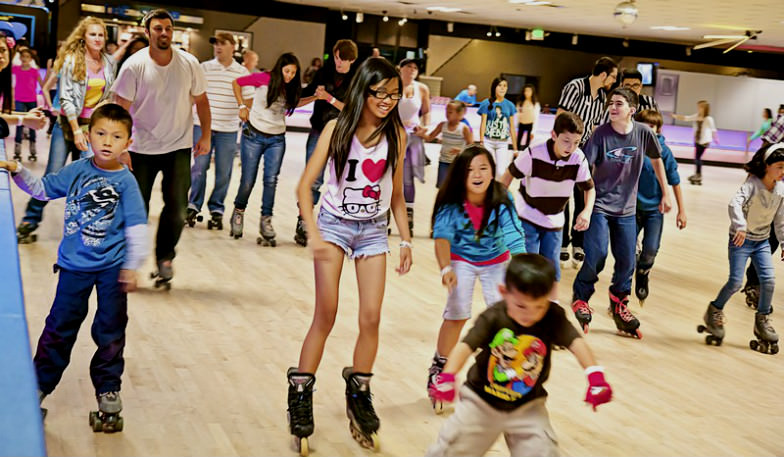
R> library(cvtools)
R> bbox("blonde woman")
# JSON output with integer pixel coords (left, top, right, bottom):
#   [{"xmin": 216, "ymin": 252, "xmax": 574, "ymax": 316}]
[
  {"xmin": 17, "ymin": 17, "xmax": 128, "ymax": 242},
  {"xmin": 673, "ymin": 100, "xmax": 718, "ymax": 185}
]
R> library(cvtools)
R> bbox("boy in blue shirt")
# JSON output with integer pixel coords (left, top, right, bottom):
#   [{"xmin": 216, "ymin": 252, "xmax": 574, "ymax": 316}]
[
  {"xmin": 0, "ymin": 104, "xmax": 148, "ymax": 432},
  {"xmin": 634, "ymin": 109, "xmax": 687, "ymax": 305}
]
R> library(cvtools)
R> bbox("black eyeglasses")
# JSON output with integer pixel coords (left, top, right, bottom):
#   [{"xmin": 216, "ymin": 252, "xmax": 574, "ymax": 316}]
[{"xmin": 368, "ymin": 88, "xmax": 402, "ymax": 101}]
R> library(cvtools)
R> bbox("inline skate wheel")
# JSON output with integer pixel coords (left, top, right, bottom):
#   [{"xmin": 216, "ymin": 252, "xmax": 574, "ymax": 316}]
[
  {"xmin": 296, "ymin": 437, "xmax": 309, "ymax": 456},
  {"xmin": 705, "ymin": 335, "xmax": 722, "ymax": 346}
]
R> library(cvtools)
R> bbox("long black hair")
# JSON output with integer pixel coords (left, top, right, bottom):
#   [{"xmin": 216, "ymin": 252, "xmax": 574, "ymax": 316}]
[
  {"xmin": 517, "ymin": 83, "xmax": 538, "ymax": 107},
  {"xmin": 0, "ymin": 34, "xmax": 13, "ymax": 113},
  {"xmin": 267, "ymin": 52, "xmax": 301, "ymax": 115},
  {"xmin": 489, "ymin": 75, "xmax": 507, "ymax": 102},
  {"xmin": 431, "ymin": 144, "xmax": 519, "ymax": 238},
  {"xmin": 117, "ymin": 36, "xmax": 148, "ymax": 72},
  {"xmin": 745, "ymin": 143, "xmax": 784, "ymax": 179},
  {"xmin": 328, "ymin": 57, "xmax": 403, "ymax": 180}
]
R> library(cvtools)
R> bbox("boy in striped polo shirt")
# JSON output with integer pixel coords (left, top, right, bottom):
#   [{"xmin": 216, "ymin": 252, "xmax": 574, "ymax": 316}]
[
  {"xmin": 186, "ymin": 32, "xmax": 253, "ymax": 230},
  {"xmin": 501, "ymin": 112, "xmax": 595, "ymax": 300}
]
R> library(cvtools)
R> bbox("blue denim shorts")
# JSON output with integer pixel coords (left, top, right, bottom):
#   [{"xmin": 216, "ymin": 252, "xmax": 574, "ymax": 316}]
[{"xmin": 317, "ymin": 209, "xmax": 389, "ymax": 259}]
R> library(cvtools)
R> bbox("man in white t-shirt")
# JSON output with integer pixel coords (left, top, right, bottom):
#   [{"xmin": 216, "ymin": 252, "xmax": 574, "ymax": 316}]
[
  {"xmin": 186, "ymin": 32, "xmax": 252, "ymax": 230},
  {"xmin": 113, "ymin": 9, "xmax": 211, "ymax": 284}
]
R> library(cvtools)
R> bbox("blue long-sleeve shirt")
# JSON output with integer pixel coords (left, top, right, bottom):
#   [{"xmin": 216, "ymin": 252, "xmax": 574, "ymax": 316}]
[
  {"xmin": 637, "ymin": 134, "xmax": 680, "ymax": 212},
  {"xmin": 433, "ymin": 194, "xmax": 526, "ymax": 263}
]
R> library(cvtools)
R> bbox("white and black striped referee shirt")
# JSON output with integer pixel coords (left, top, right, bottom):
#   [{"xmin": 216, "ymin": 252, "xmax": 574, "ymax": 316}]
[{"xmin": 558, "ymin": 76, "xmax": 608, "ymax": 146}]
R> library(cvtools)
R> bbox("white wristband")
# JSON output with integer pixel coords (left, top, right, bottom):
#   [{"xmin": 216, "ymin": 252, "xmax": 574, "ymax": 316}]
[
  {"xmin": 73, "ymin": 129, "xmax": 84, "ymax": 136},
  {"xmin": 238, "ymin": 104, "xmax": 248, "ymax": 110},
  {"xmin": 17, "ymin": 115, "xmax": 24, "ymax": 126},
  {"xmin": 440, "ymin": 265, "xmax": 453, "ymax": 278},
  {"xmin": 399, "ymin": 240, "xmax": 412, "ymax": 249}
]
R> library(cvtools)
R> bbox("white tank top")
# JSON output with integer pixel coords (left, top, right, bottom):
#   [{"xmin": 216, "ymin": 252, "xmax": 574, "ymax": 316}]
[
  {"xmin": 321, "ymin": 134, "xmax": 393, "ymax": 221},
  {"xmin": 398, "ymin": 82, "xmax": 423, "ymax": 132}
]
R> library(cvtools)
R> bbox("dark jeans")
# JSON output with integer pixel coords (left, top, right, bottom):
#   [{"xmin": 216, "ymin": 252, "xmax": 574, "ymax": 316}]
[
  {"xmin": 14, "ymin": 101, "xmax": 37, "ymax": 143},
  {"xmin": 746, "ymin": 223, "xmax": 778, "ymax": 287},
  {"xmin": 562, "ymin": 186, "xmax": 585, "ymax": 249},
  {"xmin": 34, "ymin": 265, "xmax": 128, "ymax": 396},
  {"xmin": 436, "ymin": 161, "xmax": 452, "ymax": 188},
  {"xmin": 22, "ymin": 122, "xmax": 85, "ymax": 226},
  {"xmin": 573, "ymin": 212, "xmax": 637, "ymax": 301},
  {"xmin": 694, "ymin": 143, "xmax": 708, "ymax": 174},
  {"xmin": 305, "ymin": 128, "xmax": 326, "ymax": 204},
  {"xmin": 233, "ymin": 126, "xmax": 286, "ymax": 216},
  {"xmin": 131, "ymin": 148, "xmax": 191, "ymax": 262},
  {"xmin": 516, "ymin": 122, "xmax": 533, "ymax": 150},
  {"xmin": 636, "ymin": 209, "xmax": 664, "ymax": 271}
]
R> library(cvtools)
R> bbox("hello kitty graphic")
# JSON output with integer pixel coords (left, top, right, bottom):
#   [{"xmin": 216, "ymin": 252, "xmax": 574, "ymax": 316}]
[{"xmin": 341, "ymin": 185, "xmax": 381, "ymax": 217}]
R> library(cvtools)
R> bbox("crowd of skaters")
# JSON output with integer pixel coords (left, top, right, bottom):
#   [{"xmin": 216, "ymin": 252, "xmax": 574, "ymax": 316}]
[{"xmin": 1, "ymin": 8, "xmax": 783, "ymax": 456}]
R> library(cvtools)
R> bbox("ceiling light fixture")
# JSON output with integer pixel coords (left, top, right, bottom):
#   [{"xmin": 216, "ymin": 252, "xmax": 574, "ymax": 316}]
[
  {"xmin": 398, "ymin": 17, "xmax": 407, "ymax": 26},
  {"xmin": 447, "ymin": 22, "xmax": 454, "ymax": 33},
  {"xmin": 495, "ymin": 29, "xmax": 501, "ymax": 37},
  {"xmin": 427, "ymin": 6, "xmax": 462, "ymax": 12},
  {"xmin": 650, "ymin": 25, "xmax": 690, "ymax": 31},
  {"xmin": 613, "ymin": 0, "xmax": 638, "ymax": 26},
  {"xmin": 355, "ymin": 12, "xmax": 363, "ymax": 23},
  {"xmin": 341, "ymin": 10, "xmax": 348, "ymax": 20},
  {"xmin": 572, "ymin": 34, "xmax": 578, "ymax": 45},
  {"xmin": 382, "ymin": 11, "xmax": 389, "ymax": 22}
]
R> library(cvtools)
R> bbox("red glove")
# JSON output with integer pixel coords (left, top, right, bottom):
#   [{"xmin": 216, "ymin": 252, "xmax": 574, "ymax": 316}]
[
  {"xmin": 429, "ymin": 373, "xmax": 457, "ymax": 404},
  {"xmin": 584, "ymin": 367, "xmax": 612, "ymax": 411}
]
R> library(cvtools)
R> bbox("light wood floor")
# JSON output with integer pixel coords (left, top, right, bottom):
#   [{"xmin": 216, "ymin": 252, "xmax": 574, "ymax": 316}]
[{"xmin": 10, "ymin": 133, "xmax": 784, "ymax": 456}]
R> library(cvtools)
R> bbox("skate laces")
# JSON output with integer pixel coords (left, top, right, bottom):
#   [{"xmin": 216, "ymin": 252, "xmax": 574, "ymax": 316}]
[
  {"xmin": 572, "ymin": 300, "xmax": 593, "ymax": 315},
  {"xmin": 759, "ymin": 314, "xmax": 774, "ymax": 332},
  {"xmin": 613, "ymin": 296, "xmax": 634, "ymax": 322},
  {"xmin": 711, "ymin": 309, "xmax": 726, "ymax": 327}
]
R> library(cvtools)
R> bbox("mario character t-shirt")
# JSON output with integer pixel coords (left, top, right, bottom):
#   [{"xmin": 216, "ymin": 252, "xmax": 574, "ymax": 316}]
[{"xmin": 463, "ymin": 301, "xmax": 580, "ymax": 411}]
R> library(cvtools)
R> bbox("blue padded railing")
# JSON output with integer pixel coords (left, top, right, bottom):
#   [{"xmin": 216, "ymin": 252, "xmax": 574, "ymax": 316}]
[{"xmin": 0, "ymin": 138, "xmax": 47, "ymax": 457}]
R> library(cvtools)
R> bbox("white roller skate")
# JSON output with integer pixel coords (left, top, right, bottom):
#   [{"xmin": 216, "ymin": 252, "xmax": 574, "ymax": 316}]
[{"xmin": 257, "ymin": 215, "xmax": 277, "ymax": 247}]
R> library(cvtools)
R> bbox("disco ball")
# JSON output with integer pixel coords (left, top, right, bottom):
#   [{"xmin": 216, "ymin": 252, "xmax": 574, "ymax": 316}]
[{"xmin": 613, "ymin": 1, "xmax": 638, "ymax": 25}]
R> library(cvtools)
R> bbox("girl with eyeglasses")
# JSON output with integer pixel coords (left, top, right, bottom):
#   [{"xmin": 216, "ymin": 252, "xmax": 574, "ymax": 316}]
[{"xmin": 287, "ymin": 57, "xmax": 412, "ymax": 454}]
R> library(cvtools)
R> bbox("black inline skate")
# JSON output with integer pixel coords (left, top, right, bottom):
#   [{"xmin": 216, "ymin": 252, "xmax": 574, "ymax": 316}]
[
  {"xmin": 342, "ymin": 367, "xmax": 380, "ymax": 451},
  {"xmin": 16, "ymin": 222, "xmax": 38, "ymax": 244},
  {"xmin": 609, "ymin": 291, "xmax": 642, "ymax": 338},
  {"xmin": 635, "ymin": 268, "xmax": 650, "ymax": 306},
  {"xmin": 287, "ymin": 368, "xmax": 315, "ymax": 456},
  {"xmin": 426, "ymin": 353, "xmax": 448, "ymax": 413},
  {"xmin": 571, "ymin": 298, "xmax": 593, "ymax": 334},
  {"xmin": 742, "ymin": 284, "xmax": 759, "ymax": 309},
  {"xmin": 89, "ymin": 391, "xmax": 123, "ymax": 433},
  {"xmin": 697, "ymin": 303, "xmax": 725, "ymax": 346},
  {"xmin": 185, "ymin": 208, "xmax": 203, "ymax": 227},
  {"xmin": 207, "ymin": 212, "xmax": 223, "ymax": 230},
  {"xmin": 750, "ymin": 313, "xmax": 779, "ymax": 354},
  {"xmin": 294, "ymin": 215, "xmax": 308, "ymax": 247}
]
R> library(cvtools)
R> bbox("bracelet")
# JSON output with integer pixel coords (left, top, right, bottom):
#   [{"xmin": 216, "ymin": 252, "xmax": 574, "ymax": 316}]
[
  {"xmin": 17, "ymin": 115, "xmax": 24, "ymax": 126},
  {"xmin": 238, "ymin": 104, "xmax": 248, "ymax": 110},
  {"xmin": 328, "ymin": 96, "xmax": 335, "ymax": 105},
  {"xmin": 440, "ymin": 265, "xmax": 453, "ymax": 277},
  {"xmin": 399, "ymin": 240, "xmax": 412, "ymax": 249}
]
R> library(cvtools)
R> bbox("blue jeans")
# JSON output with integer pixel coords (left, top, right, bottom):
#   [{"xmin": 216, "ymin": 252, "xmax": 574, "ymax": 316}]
[
  {"xmin": 305, "ymin": 128, "xmax": 326, "ymax": 203},
  {"xmin": 34, "ymin": 265, "xmax": 127, "ymax": 396},
  {"xmin": 520, "ymin": 219, "xmax": 563, "ymax": 281},
  {"xmin": 188, "ymin": 126, "xmax": 237, "ymax": 215},
  {"xmin": 711, "ymin": 237, "xmax": 775, "ymax": 315},
  {"xmin": 233, "ymin": 126, "xmax": 286, "ymax": 216},
  {"xmin": 573, "ymin": 212, "xmax": 637, "ymax": 300},
  {"xmin": 636, "ymin": 209, "xmax": 664, "ymax": 271},
  {"xmin": 22, "ymin": 122, "xmax": 90, "ymax": 226},
  {"xmin": 14, "ymin": 101, "xmax": 37, "ymax": 143}
]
